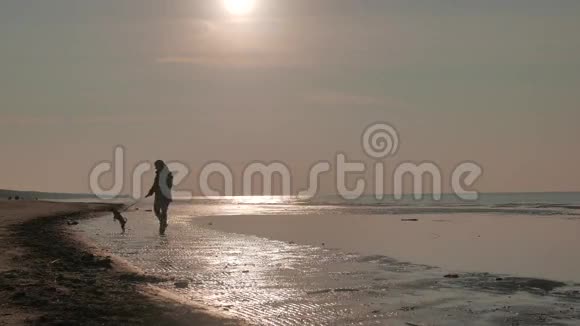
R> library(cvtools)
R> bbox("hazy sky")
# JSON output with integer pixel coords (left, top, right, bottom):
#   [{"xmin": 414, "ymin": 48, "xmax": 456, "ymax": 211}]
[{"xmin": 1, "ymin": 0, "xmax": 579, "ymax": 195}]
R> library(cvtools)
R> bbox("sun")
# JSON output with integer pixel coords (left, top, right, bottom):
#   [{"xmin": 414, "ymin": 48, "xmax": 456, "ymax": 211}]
[{"xmin": 223, "ymin": 0, "xmax": 256, "ymax": 16}]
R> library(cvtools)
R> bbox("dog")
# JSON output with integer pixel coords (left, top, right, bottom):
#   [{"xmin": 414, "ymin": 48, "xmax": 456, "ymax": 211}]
[{"xmin": 112, "ymin": 209, "xmax": 127, "ymax": 233}]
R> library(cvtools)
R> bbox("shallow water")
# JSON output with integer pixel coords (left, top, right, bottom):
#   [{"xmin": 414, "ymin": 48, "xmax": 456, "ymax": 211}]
[
  {"xmin": 76, "ymin": 202, "xmax": 580, "ymax": 325},
  {"xmin": 195, "ymin": 213, "xmax": 580, "ymax": 282}
]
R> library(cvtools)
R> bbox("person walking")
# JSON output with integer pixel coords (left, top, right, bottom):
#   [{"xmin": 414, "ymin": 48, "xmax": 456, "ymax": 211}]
[{"xmin": 145, "ymin": 160, "xmax": 173, "ymax": 235}]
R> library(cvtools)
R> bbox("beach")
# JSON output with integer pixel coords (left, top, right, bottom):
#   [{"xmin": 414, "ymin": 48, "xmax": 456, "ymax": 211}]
[
  {"xmin": 3, "ymin": 0, "xmax": 580, "ymax": 324},
  {"xmin": 74, "ymin": 198, "xmax": 580, "ymax": 325},
  {"xmin": 1, "ymin": 198, "xmax": 579, "ymax": 325},
  {"xmin": 0, "ymin": 201, "xmax": 244, "ymax": 325}
]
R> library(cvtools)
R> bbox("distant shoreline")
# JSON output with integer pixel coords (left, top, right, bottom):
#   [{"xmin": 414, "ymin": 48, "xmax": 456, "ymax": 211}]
[{"xmin": 0, "ymin": 201, "xmax": 243, "ymax": 325}]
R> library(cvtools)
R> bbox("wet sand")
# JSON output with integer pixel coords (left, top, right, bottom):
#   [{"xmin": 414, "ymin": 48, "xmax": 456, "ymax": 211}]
[
  {"xmin": 0, "ymin": 201, "xmax": 244, "ymax": 325},
  {"xmin": 76, "ymin": 208, "xmax": 580, "ymax": 325}
]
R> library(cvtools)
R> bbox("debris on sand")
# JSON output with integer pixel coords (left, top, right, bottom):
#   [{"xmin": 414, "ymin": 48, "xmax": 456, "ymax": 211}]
[
  {"xmin": 95, "ymin": 257, "xmax": 113, "ymax": 269},
  {"xmin": 492, "ymin": 277, "xmax": 566, "ymax": 293},
  {"xmin": 306, "ymin": 289, "xmax": 332, "ymax": 295},
  {"xmin": 401, "ymin": 219, "xmax": 419, "ymax": 222},
  {"xmin": 66, "ymin": 220, "xmax": 79, "ymax": 226},
  {"xmin": 400, "ymin": 306, "xmax": 417, "ymax": 312},
  {"xmin": 444, "ymin": 274, "xmax": 460, "ymax": 279},
  {"xmin": 79, "ymin": 253, "xmax": 113, "ymax": 269},
  {"xmin": 454, "ymin": 273, "xmax": 569, "ymax": 296},
  {"xmin": 174, "ymin": 280, "xmax": 189, "ymax": 289}
]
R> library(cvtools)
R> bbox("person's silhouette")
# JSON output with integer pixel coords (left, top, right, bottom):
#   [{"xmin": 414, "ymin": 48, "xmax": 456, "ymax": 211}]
[{"xmin": 145, "ymin": 160, "xmax": 173, "ymax": 235}]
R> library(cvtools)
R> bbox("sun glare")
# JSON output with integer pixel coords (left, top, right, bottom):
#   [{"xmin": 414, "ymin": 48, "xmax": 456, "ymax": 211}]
[{"xmin": 223, "ymin": 0, "xmax": 256, "ymax": 16}]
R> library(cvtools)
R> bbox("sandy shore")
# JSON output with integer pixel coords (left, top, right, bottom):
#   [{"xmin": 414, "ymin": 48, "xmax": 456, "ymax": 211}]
[{"xmin": 0, "ymin": 201, "xmax": 244, "ymax": 326}]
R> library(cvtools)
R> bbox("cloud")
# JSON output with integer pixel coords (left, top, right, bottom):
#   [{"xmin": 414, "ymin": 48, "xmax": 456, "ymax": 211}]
[
  {"xmin": 156, "ymin": 51, "xmax": 312, "ymax": 69},
  {"xmin": 155, "ymin": 18, "xmax": 318, "ymax": 69}
]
